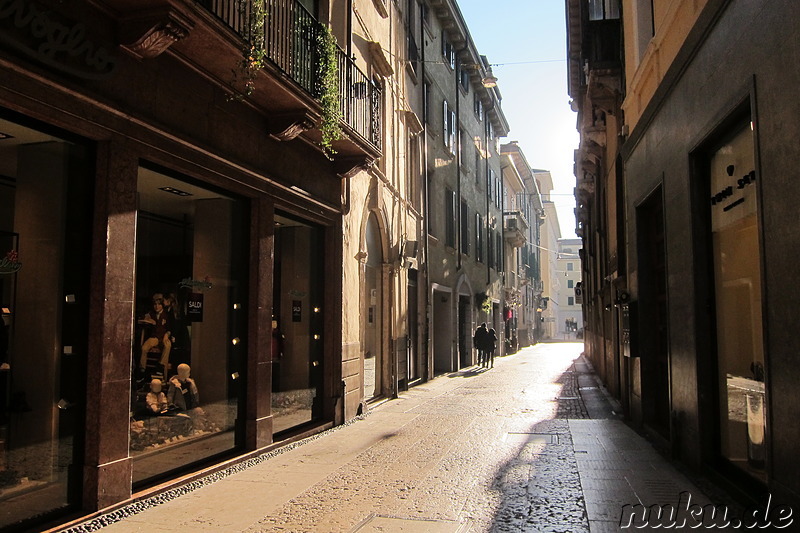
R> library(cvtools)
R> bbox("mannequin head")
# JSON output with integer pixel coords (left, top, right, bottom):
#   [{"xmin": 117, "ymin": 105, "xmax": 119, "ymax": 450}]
[
  {"xmin": 151, "ymin": 293, "xmax": 164, "ymax": 314},
  {"xmin": 177, "ymin": 363, "xmax": 191, "ymax": 380},
  {"xmin": 150, "ymin": 379, "xmax": 162, "ymax": 393}
]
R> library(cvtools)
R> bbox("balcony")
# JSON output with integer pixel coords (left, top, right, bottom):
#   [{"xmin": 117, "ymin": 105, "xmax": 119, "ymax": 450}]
[
  {"xmin": 201, "ymin": 0, "xmax": 381, "ymax": 158},
  {"xmin": 117, "ymin": 0, "xmax": 382, "ymax": 173},
  {"xmin": 503, "ymin": 210, "xmax": 528, "ymax": 248}
]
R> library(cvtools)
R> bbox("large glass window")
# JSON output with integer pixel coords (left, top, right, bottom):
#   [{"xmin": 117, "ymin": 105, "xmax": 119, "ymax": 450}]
[
  {"xmin": 0, "ymin": 115, "xmax": 92, "ymax": 529},
  {"xmin": 131, "ymin": 167, "xmax": 248, "ymax": 486},
  {"xmin": 709, "ymin": 122, "xmax": 766, "ymax": 482},
  {"xmin": 272, "ymin": 213, "xmax": 325, "ymax": 433}
]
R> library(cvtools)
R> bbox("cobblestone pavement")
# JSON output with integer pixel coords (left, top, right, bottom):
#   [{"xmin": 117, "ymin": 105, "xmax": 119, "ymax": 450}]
[{"xmin": 63, "ymin": 342, "xmax": 726, "ymax": 533}]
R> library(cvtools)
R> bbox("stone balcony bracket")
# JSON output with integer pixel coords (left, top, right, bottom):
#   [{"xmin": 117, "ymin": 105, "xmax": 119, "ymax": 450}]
[
  {"xmin": 267, "ymin": 110, "xmax": 320, "ymax": 142},
  {"xmin": 119, "ymin": 6, "xmax": 195, "ymax": 60}
]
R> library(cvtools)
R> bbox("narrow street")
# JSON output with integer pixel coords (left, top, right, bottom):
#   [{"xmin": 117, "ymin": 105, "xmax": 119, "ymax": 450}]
[{"xmin": 64, "ymin": 343, "xmax": 723, "ymax": 532}]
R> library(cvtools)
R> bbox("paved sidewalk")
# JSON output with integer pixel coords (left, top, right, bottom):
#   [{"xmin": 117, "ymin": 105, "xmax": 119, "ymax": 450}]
[{"xmin": 62, "ymin": 343, "xmax": 730, "ymax": 532}]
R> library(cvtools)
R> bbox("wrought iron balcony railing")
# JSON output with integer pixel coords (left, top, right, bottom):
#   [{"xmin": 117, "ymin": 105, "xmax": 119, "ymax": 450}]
[{"xmin": 202, "ymin": 0, "xmax": 382, "ymax": 152}]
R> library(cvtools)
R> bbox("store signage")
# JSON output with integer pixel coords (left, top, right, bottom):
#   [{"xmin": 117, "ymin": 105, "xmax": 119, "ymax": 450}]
[
  {"xmin": 0, "ymin": 0, "xmax": 118, "ymax": 80},
  {"xmin": 710, "ymin": 170, "xmax": 756, "ymax": 208},
  {"xmin": 179, "ymin": 277, "xmax": 213, "ymax": 290},
  {"xmin": 187, "ymin": 293, "xmax": 203, "ymax": 322},
  {"xmin": 292, "ymin": 300, "xmax": 302, "ymax": 322}
]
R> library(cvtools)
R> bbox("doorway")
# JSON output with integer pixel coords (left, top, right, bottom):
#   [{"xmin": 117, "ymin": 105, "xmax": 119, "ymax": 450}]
[
  {"xmin": 272, "ymin": 213, "xmax": 325, "ymax": 434},
  {"xmin": 432, "ymin": 289, "xmax": 452, "ymax": 374},
  {"xmin": 637, "ymin": 186, "xmax": 671, "ymax": 440},
  {"xmin": 363, "ymin": 214, "xmax": 383, "ymax": 399},
  {"xmin": 458, "ymin": 295, "xmax": 471, "ymax": 368},
  {"xmin": 706, "ymin": 120, "xmax": 766, "ymax": 482}
]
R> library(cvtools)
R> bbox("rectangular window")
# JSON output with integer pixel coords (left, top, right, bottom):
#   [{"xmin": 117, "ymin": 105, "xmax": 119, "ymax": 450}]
[
  {"xmin": 423, "ymin": 80, "xmax": 431, "ymax": 124},
  {"xmin": 441, "ymin": 31, "xmax": 455, "ymax": 69},
  {"xmin": 568, "ymin": 297, "xmax": 575, "ymax": 306},
  {"xmin": 459, "ymin": 67, "xmax": 470, "ymax": 92},
  {"xmin": 589, "ymin": 0, "xmax": 620, "ymax": 20},
  {"xmin": 474, "ymin": 94, "xmax": 483, "ymax": 121},
  {"xmin": 568, "ymin": 279, "xmax": 574, "ymax": 288},
  {"xmin": 460, "ymin": 200, "xmax": 469, "ymax": 255},
  {"xmin": 445, "ymin": 188, "xmax": 456, "ymax": 247},
  {"xmin": 133, "ymin": 166, "xmax": 249, "ymax": 485},
  {"xmin": 475, "ymin": 148, "xmax": 481, "ymax": 184},
  {"xmin": 442, "ymin": 100, "xmax": 449, "ymax": 148},
  {"xmin": 442, "ymin": 100, "xmax": 456, "ymax": 153},
  {"xmin": 567, "ymin": 262, "xmax": 574, "ymax": 271},
  {"xmin": 475, "ymin": 214, "xmax": 483, "ymax": 262},
  {"xmin": 487, "ymin": 229, "xmax": 495, "ymax": 269},
  {"xmin": 459, "ymin": 129, "xmax": 466, "ymax": 167},
  {"xmin": 496, "ymin": 232, "xmax": 502, "ymax": 270}
]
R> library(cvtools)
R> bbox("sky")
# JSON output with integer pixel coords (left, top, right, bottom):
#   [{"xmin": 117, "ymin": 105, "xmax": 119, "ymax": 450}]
[{"xmin": 456, "ymin": 0, "xmax": 579, "ymax": 238}]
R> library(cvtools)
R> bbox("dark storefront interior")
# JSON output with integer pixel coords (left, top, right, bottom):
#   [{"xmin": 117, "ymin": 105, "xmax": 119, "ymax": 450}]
[
  {"xmin": 131, "ymin": 166, "xmax": 249, "ymax": 486},
  {"xmin": 0, "ymin": 114, "xmax": 93, "ymax": 529}
]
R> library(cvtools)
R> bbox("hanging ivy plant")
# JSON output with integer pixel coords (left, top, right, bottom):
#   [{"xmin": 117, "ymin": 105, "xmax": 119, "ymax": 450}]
[
  {"xmin": 476, "ymin": 292, "xmax": 492, "ymax": 313},
  {"xmin": 229, "ymin": 0, "xmax": 268, "ymax": 100},
  {"xmin": 317, "ymin": 25, "xmax": 342, "ymax": 156}
]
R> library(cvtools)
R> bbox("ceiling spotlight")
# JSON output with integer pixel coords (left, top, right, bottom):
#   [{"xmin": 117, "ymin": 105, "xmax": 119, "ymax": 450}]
[{"xmin": 159, "ymin": 186, "xmax": 193, "ymax": 197}]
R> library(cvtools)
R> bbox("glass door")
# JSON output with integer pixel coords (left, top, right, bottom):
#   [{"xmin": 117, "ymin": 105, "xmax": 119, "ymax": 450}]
[
  {"xmin": 709, "ymin": 121, "xmax": 766, "ymax": 482},
  {"xmin": 272, "ymin": 213, "xmax": 324, "ymax": 434},
  {"xmin": 0, "ymin": 115, "xmax": 92, "ymax": 529}
]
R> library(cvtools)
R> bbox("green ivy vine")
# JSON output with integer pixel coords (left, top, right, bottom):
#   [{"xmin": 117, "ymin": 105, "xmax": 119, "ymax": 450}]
[
  {"xmin": 229, "ymin": 2, "xmax": 342, "ymax": 156},
  {"xmin": 229, "ymin": 0, "xmax": 268, "ymax": 100},
  {"xmin": 318, "ymin": 25, "xmax": 342, "ymax": 156},
  {"xmin": 476, "ymin": 292, "xmax": 492, "ymax": 313}
]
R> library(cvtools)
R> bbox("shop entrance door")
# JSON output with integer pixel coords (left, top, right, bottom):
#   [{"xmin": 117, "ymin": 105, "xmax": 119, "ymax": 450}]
[
  {"xmin": 708, "ymin": 121, "xmax": 766, "ymax": 482},
  {"xmin": 0, "ymin": 116, "xmax": 92, "ymax": 529},
  {"xmin": 637, "ymin": 187, "xmax": 671, "ymax": 440}
]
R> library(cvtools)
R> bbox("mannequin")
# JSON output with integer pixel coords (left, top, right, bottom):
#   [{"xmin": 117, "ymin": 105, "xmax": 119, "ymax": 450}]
[
  {"xmin": 168, "ymin": 363, "xmax": 199, "ymax": 411},
  {"xmin": 145, "ymin": 378, "xmax": 168, "ymax": 414},
  {"xmin": 139, "ymin": 293, "xmax": 173, "ymax": 372}
]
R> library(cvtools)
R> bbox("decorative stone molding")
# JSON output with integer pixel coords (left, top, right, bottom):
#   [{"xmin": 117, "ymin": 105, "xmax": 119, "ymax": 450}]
[
  {"xmin": 367, "ymin": 41, "xmax": 394, "ymax": 77},
  {"xmin": 267, "ymin": 110, "xmax": 318, "ymax": 141},
  {"xmin": 335, "ymin": 155, "xmax": 375, "ymax": 179},
  {"xmin": 586, "ymin": 68, "xmax": 621, "ymax": 116},
  {"xmin": 119, "ymin": 8, "xmax": 194, "ymax": 60},
  {"xmin": 371, "ymin": 0, "xmax": 389, "ymax": 19}
]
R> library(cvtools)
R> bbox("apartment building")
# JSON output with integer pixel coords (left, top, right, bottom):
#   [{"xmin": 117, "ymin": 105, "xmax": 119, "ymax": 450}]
[
  {"xmin": 500, "ymin": 142, "xmax": 545, "ymax": 350},
  {"xmin": 0, "ymin": 0, "xmax": 383, "ymax": 528},
  {"xmin": 421, "ymin": 0, "xmax": 509, "ymax": 373},
  {"xmin": 568, "ymin": 0, "xmax": 800, "ymax": 509}
]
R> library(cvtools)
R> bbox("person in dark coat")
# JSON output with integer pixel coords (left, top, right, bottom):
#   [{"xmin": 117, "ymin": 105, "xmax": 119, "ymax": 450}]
[
  {"xmin": 487, "ymin": 327, "xmax": 498, "ymax": 368},
  {"xmin": 473, "ymin": 323, "xmax": 489, "ymax": 367}
]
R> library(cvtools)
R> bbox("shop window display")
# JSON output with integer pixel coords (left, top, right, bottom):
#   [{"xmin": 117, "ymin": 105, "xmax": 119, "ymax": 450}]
[
  {"xmin": 271, "ymin": 213, "xmax": 324, "ymax": 435},
  {"xmin": 0, "ymin": 115, "xmax": 92, "ymax": 529},
  {"xmin": 130, "ymin": 167, "xmax": 247, "ymax": 485},
  {"xmin": 708, "ymin": 120, "xmax": 767, "ymax": 483}
]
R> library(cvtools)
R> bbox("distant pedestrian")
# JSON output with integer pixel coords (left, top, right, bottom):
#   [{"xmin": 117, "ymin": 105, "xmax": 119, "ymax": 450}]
[
  {"xmin": 487, "ymin": 328, "xmax": 498, "ymax": 368},
  {"xmin": 473, "ymin": 323, "xmax": 489, "ymax": 367}
]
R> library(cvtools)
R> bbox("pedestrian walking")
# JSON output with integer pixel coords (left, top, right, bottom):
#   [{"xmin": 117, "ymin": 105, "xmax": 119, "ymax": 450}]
[
  {"xmin": 473, "ymin": 323, "xmax": 489, "ymax": 367},
  {"xmin": 487, "ymin": 327, "xmax": 498, "ymax": 368}
]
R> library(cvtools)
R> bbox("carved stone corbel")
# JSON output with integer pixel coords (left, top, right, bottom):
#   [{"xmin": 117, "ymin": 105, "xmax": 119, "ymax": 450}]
[
  {"xmin": 267, "ymin": 110, "xmax": 318, "ymax": 141},
  {"xmin": 120, "ymin": 7, "xmax": 194, "ymax": 60},
  {"xmin": 335, "ymin": 155, "xmax": 376, "ymax": 179}
]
